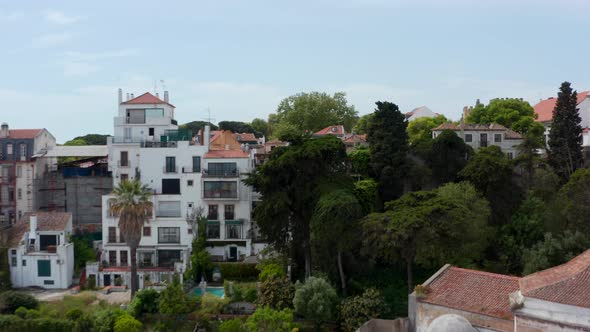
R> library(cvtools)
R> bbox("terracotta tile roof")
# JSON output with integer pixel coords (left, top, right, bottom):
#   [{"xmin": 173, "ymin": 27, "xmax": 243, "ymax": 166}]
[
  {"xmin": 344, "ymin": 134, "xmax": 367, "ymax": 144},
  {"xmin": 233, "ymin": 133, "xmax": 258, "ymax": 142},
  {"xmin": 120, "ymin": 92, "xmax": 175, "ymax": 108},
  {"xmin": 520, "ymin": 249, "xmax": 590, "ymax": 308},
  {"xmin": 504, "ymin": 129, "xmax": 523, "ymax": 140},
  {"xmin": 432, "ymin": 123, "xmax": 510, "ymax": 132},
  {"xmin": 5, "ymin": 129, "xmax": 43, "ymax": 139},
  {"xmin": 313, "ymin": 125, "xmax": 346, "ymax": 136},
  {"xmin": 533, "ymin": 91, "xmax": 589, "ymax": 123},
  {"xmin": 210, "ymin": 130, "xmax": 223, "ymax": 143},
  {"xmin": 7, "ymin": 212, "xmax": 72, "ymax": 247},
  {"xmin": 204, "ymin": 150, "xmax": 249, "ymax": 158},
  {"xmin": 420, "ymin": 266, "xmax": 519, "ymax": 319}
]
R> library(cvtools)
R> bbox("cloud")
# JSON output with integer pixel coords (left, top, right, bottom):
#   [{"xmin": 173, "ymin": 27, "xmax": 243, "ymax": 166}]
[
  {"xmin": 32, "ymin": 32, "xmax": 73, "ymax": 48},
  {"xmin": 43, "ymin": 10, "xmax": 82, "ymax": 25}
]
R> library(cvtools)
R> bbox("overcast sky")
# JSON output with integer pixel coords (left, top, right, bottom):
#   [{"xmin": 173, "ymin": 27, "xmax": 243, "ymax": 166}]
[{"xmin": 1, "ymin": 0, "xmax": 589, "ymax": 142}]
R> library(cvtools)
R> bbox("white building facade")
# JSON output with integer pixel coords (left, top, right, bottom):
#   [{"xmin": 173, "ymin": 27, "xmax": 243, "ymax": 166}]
[
  {"xmin": 98, "ymin": 90, "xmax": 254, "ymax": 288},
  {"xmin": 7, "ymin": 212, "xmax": 74, "ymax": 289}
]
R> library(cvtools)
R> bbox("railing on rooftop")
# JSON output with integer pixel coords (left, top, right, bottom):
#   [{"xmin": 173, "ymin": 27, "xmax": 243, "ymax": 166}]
[{"xmin": 202, "ymin": 169, "xmax": 239, "ymax": 178}]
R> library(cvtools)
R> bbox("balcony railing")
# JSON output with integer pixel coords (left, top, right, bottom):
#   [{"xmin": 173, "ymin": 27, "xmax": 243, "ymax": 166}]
[
  {"xmin": 118, "ymin": 160, "xmax": 130, "ymax": 167},
  {"xmin": 182, "ymin": 166, "xmax": 200, "ymax": 173},
  {"xmin": 163, "ymin": 166, "xmax": 178, "ymax": 173},
  {"xmin": 202, "ymin": 169, "xmax": 239, "ymax": 178}
]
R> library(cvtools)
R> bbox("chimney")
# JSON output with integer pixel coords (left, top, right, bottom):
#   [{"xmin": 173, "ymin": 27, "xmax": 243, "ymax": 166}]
[
  {"xmin": 0, "ymin": 123, "xmax": 8, "ymax": 138},
  {"xmin": 118, "ymin": 88, "xmax": 123, "ymax": 104},
  {"xmin": 204, "ymin": 125, "xmax": 211, "ymax": 148},
  {"xmin": 130, "ymin": 93, "xmax": 134, "ymax": 99},
  {"xmin": 164, "ymin": 91, "xmax": 169, "ymax": 103},
  {"xmin": 29, "ymin": 215, "xmax": 37, "ymax": 239},
  {"xmin": 126, "ymin": 93, "xmax": 130, "ymax": 101},
  {"xmin": 156, "ymin": 92, "xmax": 159, "ymax": 98}
]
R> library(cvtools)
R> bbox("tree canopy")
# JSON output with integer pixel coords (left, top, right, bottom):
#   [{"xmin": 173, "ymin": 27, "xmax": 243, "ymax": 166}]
[
  {"xmin": 352, "ymin": 113, "xmax": 374, "ymax": 134},
  {"xmin": 179, "ymin": 121, "xmax": 218, "ymax": 135},
  {"xmin": 406, "ymin": 115, "xmax": 448, "ymax": 145},
  {"xmin": 466, "ymin": 98, "xmax": 543, "ymax": 137},
  {"xmin": 68, "ymin": 134, "xmax": 109, "ymax": 145},
  {"xmin": 427, "ymin": 129, "xmax": 473, "ymax": 185}
]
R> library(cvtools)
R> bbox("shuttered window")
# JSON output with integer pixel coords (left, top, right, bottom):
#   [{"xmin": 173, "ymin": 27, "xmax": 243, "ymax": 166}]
[
  {"xmin": 38, "ymin": 260, "xmax": 51, "ymax": 277},
  {"xmin": 157, "ymin": 201, "xmax": 181, "ymax": 217}
]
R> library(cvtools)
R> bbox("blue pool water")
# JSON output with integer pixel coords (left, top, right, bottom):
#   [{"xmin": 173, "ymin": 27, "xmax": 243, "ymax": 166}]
[{"xmin": 191, "ymin": 287, "xmax": 225, "ymax": 298}]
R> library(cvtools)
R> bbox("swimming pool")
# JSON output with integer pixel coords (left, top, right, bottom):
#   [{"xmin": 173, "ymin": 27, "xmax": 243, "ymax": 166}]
[{"xmin": 191, "ymin": 287, "xmax": 225, "ymax": 298}]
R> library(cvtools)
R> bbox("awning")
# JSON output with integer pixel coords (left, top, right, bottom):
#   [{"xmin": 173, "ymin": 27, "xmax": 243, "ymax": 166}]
[{"xmin": 225, "ymin": 220, "xmax": 244, "ymax": 225}]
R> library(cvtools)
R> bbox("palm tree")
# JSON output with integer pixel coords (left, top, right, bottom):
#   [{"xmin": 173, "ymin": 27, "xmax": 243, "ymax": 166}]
[{"xmin": 109, "ymin": 179, "xmax": 153, "ymax": 296}]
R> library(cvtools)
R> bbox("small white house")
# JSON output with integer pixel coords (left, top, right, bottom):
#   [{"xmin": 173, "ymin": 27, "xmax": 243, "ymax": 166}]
[
  {"xmin": 406, "ymin": 106, "xmax": 439, "ymax": 121},
  {"xmin": 7, "ymin": 212, "xmax": 74, "ymax": 289}
]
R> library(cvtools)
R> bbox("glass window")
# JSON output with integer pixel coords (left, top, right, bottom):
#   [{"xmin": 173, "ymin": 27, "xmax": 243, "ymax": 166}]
[
  {"xmin": 17, "ymin": 189, "xmax": 22, "ymax": 200},
  {"xmin": 37, "ymin": 260, "xmax": 51, "ymax": 277},
  {"xmin": 207, "ymin": 163, "xmax": 237, "ymax": 177},
  {"xmin": 120, "ymin": 250, "xmax": 128, "ymax": 266},
  {"xmin": 157, "ymin": 250, "xmax": 181, "ymax": 268},
  {"xmin": 204, "ymin": 181, "xmax": 238, "ymax": 198},
  {"xmin": 149, "ymin": 128, "xmax": 155, "ymax": 136},
  {"xmin": 108, "ymin": 227, "xmax": 116, "ymax": 243},
  {"xmin": 20, "ymin": 144, "xmax": 26, "ymax": 158},
  {"xmin": 146, "ymin": 108, "xmax": 164, "ymax": 118},
  {"xmin": 158, "ymin": 227, "xmax": 180, "ymax": 244},
  {"xmin": 187, "ymin": 180, "xmax": 194, "ymax": 186},
  {"xmin": 192, "ymin": 156, "xmax": 201, "ymax": 173},
  {"xmin": 165, "ymin": 157, "xmax": 176, "ymax": 173},
  {"xmin": 120, "ymin": 151, "xmax": 129, "ymax": 166},
  {"xmin": 158, "ymin": 201, "xmax": 181, "ymax": 217},
  {"xmin": 464, "ymin": 134, "xmax": 472, "ymax": 142},
  {"xmin": 127, "ymin": 109, "xmax": 146, "ymax": 124},
  {"xmin": 6, "ymin": 144, "xmax": 12, "ymax": 155},
  {"xmin": 124, "ymin": 127, "xmax": 132, "ymax": 140},
  {"xmin": 162, "ymin": 178, "xmax": 180, "ymax": 194},
  {"xmin": 206, "ymin": 224, "xmax": 220, "ymax": 239},
  {"xmin": 120, "ymin": 174, "xmax": 129, "ymax": 182},
  {"xmin": 109, "ymin": 251, "xmax": 117, "ymax": 266},
  {"xmin": 494, "ymin": 133, "xmax": 502, "ymax": 142},
  {"xmin": 143, "ymin": 227, "xmax": 151, "ymax": 237},
  {"xmin": 16, "ymin": 166, "xmax": 22, "ymax": 177},
  {"xmin": 225, "ymin": 224, "xmax": 242, "ymax": 239},
  {"xmin": 208, "ymin": 205, "xmax": 218, "ymax": 220},
  {"xmin": 224, "ymin": 205, "xmax": 235, "ymax": 220},
  {"xmin": 22, "ymin": 259, "xmax": 26, "ymax": 266}
]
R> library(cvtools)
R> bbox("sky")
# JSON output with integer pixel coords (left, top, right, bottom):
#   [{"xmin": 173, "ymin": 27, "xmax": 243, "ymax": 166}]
[{"xmin": 1, "ymin": 0, "xmax": 590, "ymax": 143}]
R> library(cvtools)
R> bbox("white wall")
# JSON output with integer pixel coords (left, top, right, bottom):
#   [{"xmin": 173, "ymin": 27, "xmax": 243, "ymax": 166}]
[
  {"xmin": 432, "ymin": 129, "xmax": 522, "ymax": 157},
  {"xmin": 9, "ymin": 241, "xmax": 73, "ymax": 289}
]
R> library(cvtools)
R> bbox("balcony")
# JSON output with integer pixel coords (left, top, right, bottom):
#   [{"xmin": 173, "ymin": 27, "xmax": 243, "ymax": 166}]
[
  {"xmin": 118, "ymin": 160, "xmax": 130, "ymax": 167},
  {"xmin": 202, "ymin": 168, "xmax": 239, "ymax": 178},
  {"xmin": 182, "ymin": 166, "xmax": 200, "ymax": 173},
  {"xmin": 163, "ymin": 166, "xmax": 178, "ymax": 173}
]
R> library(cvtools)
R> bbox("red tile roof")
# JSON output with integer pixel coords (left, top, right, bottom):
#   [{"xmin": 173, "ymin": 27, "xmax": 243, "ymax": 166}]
[
  {"xmin": 520, "ymin": 249, "xmax": 590, "ymax": 308},
  {"xmin": 120, "ymin": 92, "xmax": 175, "ymax": 108},
  {"xmin": 204, "ymin": 150, "xmax": 249, "ymax": 158},
  {"xmin": 7, "ymin": 212, "xmax": 72, "ymax": 247},
  {"xmin": 313, "ymin": 125, "xmax": 346, "ymax": 136},
  {"xmin": 343, "ymin": 134, "xmax": 367, "ymax": 144},
  {"xmin": 420, "ymin": 266, "xmax": 519, "ymax": 319},
  {"xmin": 6, "ymin": 129, "xmax": 43, "ymax": 139},
  {"xmin": 433, "ymin": 123, "xmax": 510, "ymax": 131},
  {"xmin": 233, "ymin": 133, "xmax": 258, "ymax": 142},
  {"xmin": 533, "ymin": 91, "xmax": 589, "ymax": 123}
]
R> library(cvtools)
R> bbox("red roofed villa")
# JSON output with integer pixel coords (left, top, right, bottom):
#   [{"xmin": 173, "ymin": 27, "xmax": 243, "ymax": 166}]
[{"xmin": 533, "ymin": 90, "xmax": 590, "ymax": 146}]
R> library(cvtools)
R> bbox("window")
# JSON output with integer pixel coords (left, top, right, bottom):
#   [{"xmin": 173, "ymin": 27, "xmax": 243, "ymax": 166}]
[
  {"xmin": 124, "ymin": 127, "xmax": 132, "ymax": 140},
  {"xmin": 207, "ymin": 162, "xmax": 237, "ymax": 177},
  {"xmin": 149, "ymin": 128, "xmax": 155, "ymax": 136},
  {"xmin": 10, "ymin": 250, "xmax": 16, "ymax": 267},
  {"xmin": 44, "ymin": 280, "xmax": 54, "ymax": 285},
  {"xmin": 208, "ymin": 205, "xmax": 218, "ymax": 220},
  {"xmin": 37, "ymin": 260, "xmax": 51, "ymax": 277},
  {"xmin": 16, "ymin": 166, "xmax": 22, "ymax": 177},
  {"xmin": 146, "ymin": 108, "xmax": 164, "ymax": 118},
  {"xmin": 108, "ymin": 227, "xmax": 116, "ymax": 243},
  {"xmin": 187, "ymin": 180, "xmax": 194, "ymax": 186},
  {"xmin": 8, "ymin": 190, "xmax": 14, "ymax": 202},
  {"xmin": 39, "ymin": 235, "xmax": 57, "ymax": 251},
  {"xmin": 126, "ymin": 109, "xmax": 146, "ymax": 124},
  {"xmin": 120, "ymin": 174, "xmax": 129, "ymax": 182},
  {"xmin": 17, "ymin": 189, "xmax": 22, "ymax": 200},
  {"xmin": 109, "ymin": 251, "xmax": 117, "ymax": 266},
  {"xmin": 192, "ymin": 156, "xmax": 201, "ymax": 173},
  {"xmin": 480, "ymin": 133, "xmax": 488, "ymax": 147},
  {"xmin": 158, "ymin": 227, "xmax": 180, "ymax": 244},
  {"xmin": 120, "ymin": 151, "xmax": 129, "ymax": 167},
  {"xmin": 140, "ymin": 252, "xmax": 153, "ymax": 267},
  {"xmin": 157, "ymin": 201, "xmax": 181, "ymax": 217},
  {"xmin": 161, "ymin": 179, "xmax": 180, "ymax": 194},
  {"xmin": 464, "ymin": 134, "xmax": 472, "ymax": 142},
  {"xmin": 6, "ymin": 144, "xmax": 12, "ymax": 155},
  {"xmin": 507, "ymin": 152, "xmax": 514, "ymax": 160},
  {"xmin": 204, "ymin": 181, "xmax": 238, "ymax": 199},
  {"xmin": 157, "ymin": 250, "xmax": 181, "ymax": 268},
  {"xmin": 165, "ymin": 157, "xmax": 176, "ymax": 173},
  {"xmin": 226, "ymin": 224, "xmax": 242, "ymax": 239},
  {"xmin": 120, "ymin": 250, "xmax": 128, "ymax": 266},
  {"xmin": 188, "ymin": 228, "xmax": 193, "ymax": 234},
  {"xmin": 143, "ymin": 227, "xmax": 151, "ymax": 237},
  {"xmin": 20, "ymin": 144, "xmax": 26, "ymax": 158},
  {"xmin": 494, "ymin": 133, "xmax": 502, "ymax": 143},
  {"xmin": 22, "ymin": 259, "xmax": 26, "ymax": 266},
  {"xmin": 206, "ymin": 224, "xmax": 220, "ymax": 239},
  {"xmin": 224, "ymin": 205, "xmax": 235, "ymax": 220}
]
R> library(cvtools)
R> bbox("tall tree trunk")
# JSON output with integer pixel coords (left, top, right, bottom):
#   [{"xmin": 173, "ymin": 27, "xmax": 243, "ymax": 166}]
[
  {"xmin": 337, "ymin": 250, "xmax": 347, "ymax": 296},
  {"xmin": 406, "ymin": 259, "xmax": 413, "ymax": 294},
  {"xmin": 130, "ymin": 246, "xmax": 138, "ymax": 296}
]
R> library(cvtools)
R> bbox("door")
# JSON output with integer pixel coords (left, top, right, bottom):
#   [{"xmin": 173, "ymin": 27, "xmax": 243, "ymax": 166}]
[
  {"xmin": 104, "ymin": 275, "xmax": 111, "ymax": 286},
  {"xmin": 229, "ymin": 247, "xmax": 238, "ymax": 261}
]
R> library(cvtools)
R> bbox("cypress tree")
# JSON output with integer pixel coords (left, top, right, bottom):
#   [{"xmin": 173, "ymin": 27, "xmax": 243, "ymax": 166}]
[{"xmin": 548, "ymin": 82, "xmax": 583, "ymax": 181}]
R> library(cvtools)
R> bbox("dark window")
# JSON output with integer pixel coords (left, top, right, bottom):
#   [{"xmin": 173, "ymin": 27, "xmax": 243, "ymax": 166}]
[
  {"xmin": 149, "ymin": 128, "xmax": 155, "ymax": 136},
  {"xmin": 464, "ymin": 134, "xmax": 472, "ymax": 142},
  {"xmin": 165, "ymin": 157, "xmax": 176, "ymax": 173},
  {"xmin": 120, "ymin": 151, "xmax": 128, "ymax": 167},
  {"xmin": 108, "ymin": 227, "xmax": 116, "ymax": 243},
  {"xmin": 43, "ymin": 280, "xmax": 54, "ymax": 285},
  {"xmin": 494, "ymin": 133, "xmax": 502, "ymax": 142},
  {"xmin": 120, "ymin": 250, "xmax": 128, "ymax": 266},
  {"xmin": 207, "ymin": 162, "xmax": 237, "ymax": 177},
  {"xmin": 126, "ymin": 109, "xmax": 146, "ymax": 124},
  {"xmin": 109, "ymin": 251, "xmax": 117, "ymax": 266},
  {"xmin": 480, "ymin": 133, "xmax": 488, "ymax": 147},
  {"xmin": 192, "ymin": 156, "xmax": 201, "ymax": 173},
  {"xmin": 162, "ymin": 179, "xmax": 180, "ymax": 194},
  {"xmin": 226, "ymin": 224, "xmax": 242, "ymax": 239},
  {"xmin": 204, "ymin": 181, "xmax": 238, "ymax": 198},
  {"xmin": 22, "ymin": 259, "xmax": 26, "ymax": 266},
  {"xmin": 158, "ymin": 227, "xmax": 180, "ymax": 244},
  {"xmin": 120, "ymin": 174, "xmax": 129, "ymax": 182},
  {"xmin": 157, "ymin": 250, "xmax": 181, "ymax": 268},
  {"xmin": 224, "ymin": 205, "xmax": 235, "ymax": 220},
  {"xmin": 187, "ymin": 180, "xmax": 194, "ymax": 186},
  {"xmin": 39, "ymin": 235, "xmax": 57, "ymax": 251},
  {"xmin": 37, "ymin": 260, "xmax": 51, "ymax": 277},
  {"xmin": 207, "ymin": 224, "xmax": 220, "ymax": 239},
  {"xmin": 143, "ymin": 227, "xmax": 151, "ymax": 237},
  {"xmin": 208, "ymin": 205, "xmax": 218, "ymax": 220}
]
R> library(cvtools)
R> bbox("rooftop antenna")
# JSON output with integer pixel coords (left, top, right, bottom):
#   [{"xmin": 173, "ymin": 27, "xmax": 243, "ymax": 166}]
[{"xmin": 203, "ymin": 108, "xmax": 216, "ymax": 126}]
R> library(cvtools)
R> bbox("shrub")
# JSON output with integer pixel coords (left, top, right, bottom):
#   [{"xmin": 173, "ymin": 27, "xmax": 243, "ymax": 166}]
[
  {"xmin": 217, "ymin": 263, "xmax": 258, "ymax": 281},
  {"xmin": 293, "ymin": 277, "xmax": 338, "ymax": 329},
  {"xmin": 245, "ymin": 307, "xmax": 294, "ymax": 332},
  {"xmin": 25, "ymin": 309, "xmax": 41, "ymax": 319},
  {"xmin": 85, "ymin": 275, "xmax": 97, "ymax": 290},
  {"xmin": 114, "ymin": 314, "xmax": 142, "ymax": 332},
  {"xmin": 14, "ymin": 306, "xmax": 28, "ymax": 318},
  {"xmin": 66, "ymin": 308, "xmax": 84, "ymax": 321},
  {"xmin": 0, "ymin": 291, "xmax": 39, "ymax": 313},
  {"xmin": 219, "ymin": 318, "xmax": 244, "ymax": 332},
  {"xmin": 114, "ymin": 277, "xmax": 123, "ymax": 286},
  {"xmin": 92, "ymin": 308, "xmax": 125, "ymax": 332},
  {"xmin": 257, "ymin": 276, "xmax": 294, "ymax": 310},
  {"xmin": 258, "ymin": 263, "xmax": 285, "ymax": 281},
  {"xmin": 0, "ymin": 315, "xmax": 21, "ymax": 329},
  {"xmin": 339, "ymin": 289, "xmax": 386, "ymax": 332},
  {"xmin": 128, "ymin": 288, "xmax": 160, "ymax": 317},
  {"xmin": 244, "ymin": 287, "xmax": 258, "ymax": 303},
  {"xmin": 200, "ymin": 293, "xmax": 229, "ymax": 315},
  {"xmin": 159, "ymin": 277, "xmax": 196, "ymax": 317}
]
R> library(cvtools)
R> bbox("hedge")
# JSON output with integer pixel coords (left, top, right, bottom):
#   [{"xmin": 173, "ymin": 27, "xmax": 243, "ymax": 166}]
[
  {"xmin": 217, "ymin": 263, "xmax": 258, "ymax": 281},
  {"xmin": 0, "ymin": 316, "xmax": 74, "ymax": 332}
]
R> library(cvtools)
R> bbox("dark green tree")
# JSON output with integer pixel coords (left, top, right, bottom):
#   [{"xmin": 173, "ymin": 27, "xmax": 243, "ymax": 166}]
[
  {"xmin": 553, "ymin": 168, "xmax": 590, "ymax": 232},
  {"xmin": 427, "ymin": 130, "xmax": 473, "ymax": 185},
  {"xmin": 548, "ymin": 82, "xmax": 583, "ymax": 181},
  {"xmin": 218, "ymin": 121, "xmax": 259, "ymax": 135},
  {"xmin": 185, "ymin": 207, "xmax": 212, "ymax": 283},
  {"xmin": 348, "ymin": 147, "xmax": 371, "ymax": 179},
  {"xmin": 250, "ymin": 118, "xmax": 270, "ymax": 137},
  {"xmin": 70, "ymin": 134, "xmax": 109, "ymax": 145},
  {"xmin": 522, "ymin": 230, "xmax": 590, "ymax": 275},
  {"xmin": 466, "ymin": 98, "xmax": 543, "ymax": 138},
  {"xmin": 367, "ymin": 101, "xmax": 409, "ymax": 206},
  {"xmin": 180, "ymin": 121, "xmax": 218, "ymax": 135}
]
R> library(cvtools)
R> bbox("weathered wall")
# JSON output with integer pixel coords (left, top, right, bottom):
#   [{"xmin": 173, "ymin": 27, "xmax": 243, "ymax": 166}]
[
  {"xmin": 357, "ymin": 318, "xmax": 409, "ymax": 332},
  {"xmin": 415, "ymin": 301, "xmax": 513, "ymax": 332}
]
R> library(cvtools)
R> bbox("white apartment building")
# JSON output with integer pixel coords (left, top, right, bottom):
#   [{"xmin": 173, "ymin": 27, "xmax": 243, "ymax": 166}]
[
  {"xmin": 7, "ymin": 212, "xmax": 74, "ymax": 289},
  {"xmin": 431, "ymin": 123, "xmax": 523, "ymax": 159},
  {"xmin": 98, "ymin": 90, "xmax": 254, "ymax": 288}
]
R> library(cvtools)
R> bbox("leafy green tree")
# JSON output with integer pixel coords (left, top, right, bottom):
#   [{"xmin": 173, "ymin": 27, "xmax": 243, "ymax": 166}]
[
  {"xmin": 258, "ymin": 263, "xmax": 285, "ymax": 282},
  {"xmin": 427, "ymin": 130, "xmax": 472, "ymax": 185},
  {"xmin": 466, "ymin": 98, "xmax": 543, "ymax": 137},
  {"xmin": 367, "ymin": 101, "xmax": 409, "ymax": 206},
  {"xmin": 293, "ymin": 277, "xmax": 339, "ymax": 331},
  {"xmin": 530, "ymin": 167, "xmax": 561, "ymax": 202},
  {"xmin": 554, "ymin": 168, "xmax": 590, "ymax": 232},
  {"xmin": 128, "ymin": 288, "xmax": 160, "ymax": 318},
  {"xmin": 109, "ymin": 180, "xmax": 153, "ymax": 296},
  {"xmin": 159, "ymin": 277, "xmax": 194, "ymax": 318},
  {"xmin": 406, "ymin": 115, "xmax": 448, "ymax": 145},
  {"xmin": 70, "ymin": 134, "xmax": 109, "ymax": 145},
  {"xmin": 459, "ymin": 146, "xmax": 519, "ymax": 225},
  {"xmin": 273, "ymin": 92, "xmax": 358, "ymax": 134},
  {"xmin": 245, "ymin": 307, "xmax": 295, "ymax": 332},
  {"xmin": 250, "ymin": 118, "xmax": 269, "ymax": 138},
  {"xmin": 257, "ymin": 275, "xmax": 295, "ymax": 310},
  {"xmin": 245, "ymin": 135, "xmax": 348, "ymax": 278},
  {"xmin": 114, "ymin": 314, "xmax": 142, "ymax": 332},
  {"xmin": 219, "ymin": 318, "xmax": 244, "ymax": 332},
  {"xmin": 185, "ymin": 207, "xmax": 212, "ymax": 283},
  {"xmin": 361, "ymin": 182, "xmax": 491, "ymax": 292},
  {"xmin": 548, "ymin": 82, "xmax": 583, "ymax": 181},
  {"xmin": 339, "ymin": 289, "xmax": 386, "ymax": 332},
  {"xmin": 71, "ymin": 236, "xmax": 96, "ymax": 276},
  {"xmin": 515, "ymin": 135, "xmax": 545, "ymax": 189},
  {"xmin": 218, "ymin": 121, "xmax": 259, "ymax": 135},
  {"xmin": 353, "ymin": 179, "xmax": 378, "ymax": 215},
  {"xmin": 0, "ymin": 291, "xmax": 38, "ymax": 313},
  {"xmin": 353, "ymin": 113, "xmax": 374, "ymax": 134},
  {"xmin": 348, "ymin": 147, "xmax": 371, "ymax": 179},
  {"xmin": 180, "ymin": 121, "xmax": 218, "ymax": 135},
  {"xmin": 522, "ymin": 230, "xmax": 590, "ymax": 275}
]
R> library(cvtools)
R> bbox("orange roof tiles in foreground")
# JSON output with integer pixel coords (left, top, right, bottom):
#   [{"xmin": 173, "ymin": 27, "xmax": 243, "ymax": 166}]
[
  {"xmin": 533, "ymin": 91, "xmax": 589, "ymax": 123},
  {"xmin": 421, "ymin": 266, "xmax": 520, "ymax": 319},
  {"xmin": 5, "ymin": 129, "xmax": 43, "ymax": 139},
  {"xmin": 120, "ymin": 92, "xmax": 175, "ymax": 108}
]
